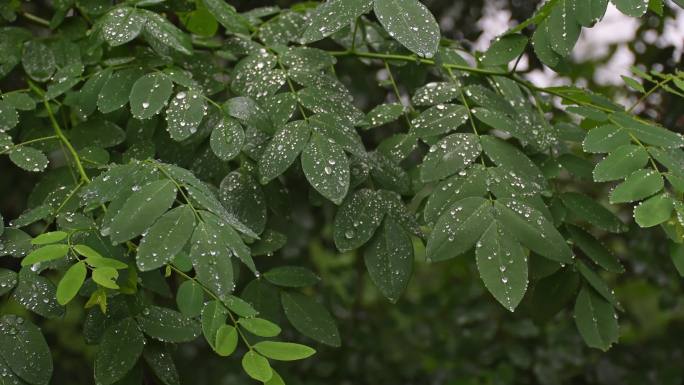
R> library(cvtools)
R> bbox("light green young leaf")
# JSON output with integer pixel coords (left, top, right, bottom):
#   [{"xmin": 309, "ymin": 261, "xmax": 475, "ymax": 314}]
[
  {"xmin": 92, "ymin": 267, "xmax": 120, "ymax": 289},
  {"xmin": 137, "ymin": 205, "xmax": 195, "ymax": 271},
  {"xmin": 253, "ymin": 341, "xmax": 316, "ymax": 361},
  {"xmin": 56, "ymin": 261, "xmax": 87, "ymax": 305},
  {"xmin": 364, "ymin": 217, "xmax": 413, "ymax": 302},
  {"xmin": 21, "ymin": 244, "xmax": 69, "ymax": 267},
  {"xmin": 301, "ymin": 133, "xmax": 350, "ymax": 204},
  {"xmin": 242, "ymin": 350, "xmax": 272, "ymax": 382},
  {"xmin": 475, "ymin": 221, "xmax": 528, "ymax": 311},
  {"xmin": 374, "ymin": 0, "xmax": 441, "ymax": 58},
  {"xmin": 214, "ymin": 324, "xmax": 238, "ymax": 356},
  {"xmin": 129, "ymin": 72, "xmax": 174, "ymax": 119},
  {"xmin": 574, "ymin": 285, "xmax": 619, "ymax": 351},
  {"xmin": 31, "ymin": 231, "xmax": 67, "ymax": 245}
]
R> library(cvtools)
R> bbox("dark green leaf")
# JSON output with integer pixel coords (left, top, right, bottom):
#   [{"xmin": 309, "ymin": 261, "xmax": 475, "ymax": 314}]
[
  {"xmin": 363, "ymin": 217, "xmax": 413, "ymax": 302},
  {"xmin": 281, "ymin": 292, "xmax": 340, "ymax": 347},
  {"xmin": 374, "ymin": 0, "xmax": 440, "ymax": 58}
]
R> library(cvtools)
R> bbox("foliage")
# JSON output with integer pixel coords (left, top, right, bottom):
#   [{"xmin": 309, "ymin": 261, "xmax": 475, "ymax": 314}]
[{"xmin": 0, "ymin": 0, "xmax": 683, "ymax": 383}]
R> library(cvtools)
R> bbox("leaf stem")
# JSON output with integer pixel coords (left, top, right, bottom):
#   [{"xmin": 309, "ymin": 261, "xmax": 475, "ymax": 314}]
[{"xmin": 19, "ymin": 11, "xmax": 50, "ymax": 27}]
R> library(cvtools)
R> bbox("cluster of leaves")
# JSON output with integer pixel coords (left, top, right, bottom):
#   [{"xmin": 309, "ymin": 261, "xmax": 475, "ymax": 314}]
[{"xmin": 0, "ymin": 0, "xmax": 684, "ymax": 383}]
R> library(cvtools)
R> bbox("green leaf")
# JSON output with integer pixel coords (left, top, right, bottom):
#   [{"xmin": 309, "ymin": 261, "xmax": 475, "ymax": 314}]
[
  {"xmin": 258, "ymin": 120, "xmax": 310, "ymax": 184},
  {"xmin": 575, "ymin": 0, "xmax": 608, "ymax": 26},
  {"xmin": 9, "ymin": 146, "xmax": 48, "ymax": 172},
  {"xmin": 531, "ymin": 19, "xmax": 567, "ymax": 70},
  {"xmin": 611, "ymin": 0, "xmax": 649, "ymax": 16},
  {"xmin": 241, "ymin": 350, "xmax": 272, "ymax": 382},
  {"xmin": 475, "ymin": 221, "xmax": 528, "ymax": 311},
  {"xmin": 281, "ymin": 291, "xmax": 340, "ymax": 347},
  {"xmin": 108, "ymin": 180, "xmax": 177, "ymax": 244},
  {"xmin": 202, "ymin": 0, "xmax": 251, "ymax": 35},
  {"xmin": 301, "ymin": 0, "xmax": 372, "ymax": 43},
  {"xmin": 494, "ymin": 199, "xmax": 574, "ymax": 263},
  {"xmin": 219, "ymin": 171, "xmax": 266, "ymax": 236},
  {"xmin": 92, "ymin": 267, "xmax": 120, "ymax": 289},
  {"xmin": 56, "ymin": 261, "xmax": 87, "ymax": 305},
  {"xmin": 0, "ymin": 100, "xmax": 18, "ymax": 132},
  {"xmin": 21, "ymin": 40, "xmax": 56, "ymax": 82},
  {"xmin": 263, "ymin": 266, "xmax": 320, "ymax": 288},
  {"xmin": 13, "ymin": 269, "xmax": 64, "ymax": 319},
  {"xmin": 481, "ymin": 33, "xmax": 528, "ymax": 66},
  {"xmin": 582, "ymin": 124, "xmax": 631, "ymax": 154},
  {"xmin": 574, "ymin": 286, "xmax": 618, "ymax": 351},
  {"xmin": 566, "ymin": 224, "xmax": 624, "ymax": 273},
  {"xmin": 189, "ymin": 221, "xmax": 234, "ymax": 300},
  {"xmin": 176, "ymin": 280, "xmax": 204, "ymax": 317},
  {"xmin": 238, "ymin": 317, "xmax": 281, "ymax": 337},
  {"xmin": 253, "ymin": 341, "xmax": 316, "ymax": 361},
  {"xmin": 363, "ymin": 217, "xmax": 413, "ymax": 302},
  {"xmin": 547, "ymin": 0, "xmax": 581, "ymax": 56},
  {"xmin": 423, "ymin": 164, "xmax": 488, "ymax": 224},
  {"xmin": 301, "ymin": 133, "xmax": 350, "ymax": 204},
  {"xmin": 420, "ymin": 133, "xmax": 481, "ymax": 182},
  {"xmin": 137, "ymin": 205, "xmax": 195, "ymax": 271},
  {"xmin": 411, "ymin": 103, "xmax": 468, "ymax": 139},
  {"xmin": 181, "ymin": 7, "xmax": 219, "ymax": 37},
  {"xmin": 129, "ymin": 72, "xmax": 174, "ymax": 119},
  {"xmin": 411, "ymin": 82, "xmax": 460, "ymax": 106},
  {"xmin": 139, "ymin": 9, "xmax": 193, "ymax": 55},
  {"xmin": 0, "ymin": 268, "xmax": 17, "ymax": 296},
  {"xmin": 166, "ymin": 90, "xmax": 207, "ymax": 141},
  {"xmin": 611, "ymin": 112, "xmax": 684, "ymax": 148},
  {"xmin": 609, "ymin": 168, "xmax": 663, "ymax": 203},
  {"xmin": 592, "ymin": 144, "xmax": 649, "ymax": 182},
  {"xmin": 214, "ymin": 324, "xmax": 238, "ymax": 356},
  {"xmin": 480, "ymin": 135, "xmax": 547, "ymax": 189},
  {"xmin": 209, "ymin": 115, "xmax": 244, "ymax": 161},
  {"xmin": 309, "ymin": 113, "xmax": 365, "ymax": 157},
  {"xmin": 94, "ymin": 318, "xmax": 144, "ymax": 385},
  {"xmin": 201, "ymin": 300, "xmax": 227, "ymax": 352},
  {"xmin": 634, "ymin": 193, "xmax": 673, "ymax": 227},
  {"xmin": 560, "ymin": 192, "xmax": 627, "ymax": 233},
  {"xmin": 142, "ymin": 342, "xmax": 180, "ymax": 385},
  {"xmin": 21, "ymin": 244, "xmax": 69, "ymax": 267},
  {"xmin": 374, "ymin": 0, "xmax": 440, "ymax": 58},
  {"xmin": 137, "ymin": 306, "xmax": 201, "ymax": 342},
  {"xmin": 333, "ymin": 189, "xmax": 385, "ymax": 252},
  {"xmin": 575, "ymin": 260, "xmax": 619, "ymax": 306},
  {"xmin": 0, "ymin": 314, "xmax": 53, "ymax": 385},
  {"xmin": 97, "ymin": 68, "xmax": 144, "ymax": 114},
  {"xmin": 363, "ymin": 103, "xmax": 405, "ymax": 127},
  {"xmin": 101, "ymin": 7, "xmax": 145, "ymax": 46},
  {"xmin": 426, "ymin": 197, "xmax": 492, "ymax": 262}
]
